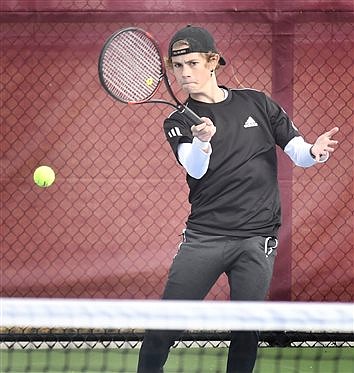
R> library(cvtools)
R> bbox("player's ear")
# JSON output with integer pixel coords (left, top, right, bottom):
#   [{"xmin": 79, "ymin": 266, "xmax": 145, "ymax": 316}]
[
  {"xmin": 165, "ymin": 57, "xmax": 173, "ymax": 69},
  {"xmin": 207, "ymin": 54, "xmax": 220, "ymax": 70}
]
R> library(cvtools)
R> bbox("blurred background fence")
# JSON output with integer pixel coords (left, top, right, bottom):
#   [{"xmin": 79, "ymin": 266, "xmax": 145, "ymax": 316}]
[{"xmin": 1, "ymin": 0, "xmax": 353, "ymax": 301}]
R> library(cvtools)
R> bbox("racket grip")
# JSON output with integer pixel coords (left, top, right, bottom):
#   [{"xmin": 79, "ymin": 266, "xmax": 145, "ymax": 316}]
[{"xmin": 178, "ymin": 105, "xmax": 204, "ymax": 125}]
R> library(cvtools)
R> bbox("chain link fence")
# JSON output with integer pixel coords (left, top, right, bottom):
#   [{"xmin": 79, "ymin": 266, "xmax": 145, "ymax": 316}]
[{"xmin": 1, "ymin": 2, "xmax": 353, "ymax": 301}]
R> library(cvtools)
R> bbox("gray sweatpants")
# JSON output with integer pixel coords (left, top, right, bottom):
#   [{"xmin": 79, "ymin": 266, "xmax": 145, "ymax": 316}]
[{"xmin": 137, "ymin": 229, "xmax": 278, "ymax": 373}]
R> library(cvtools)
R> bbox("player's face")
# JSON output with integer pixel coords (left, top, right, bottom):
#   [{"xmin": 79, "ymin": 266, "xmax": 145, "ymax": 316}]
[{"xmin": 171, "ymin": 53, "xmax": 212, "ymax": 95}]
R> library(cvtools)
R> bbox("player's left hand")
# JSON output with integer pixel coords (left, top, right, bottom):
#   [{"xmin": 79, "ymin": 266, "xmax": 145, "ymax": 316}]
[{"xmin": 311, "ymin": 127, "xmax": 339, "ymax": 162}]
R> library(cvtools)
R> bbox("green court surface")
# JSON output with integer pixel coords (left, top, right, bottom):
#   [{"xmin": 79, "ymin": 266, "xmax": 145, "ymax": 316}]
[{"xmin": 1, "ymin": 347, "xmax": 352, "ymax": 373}]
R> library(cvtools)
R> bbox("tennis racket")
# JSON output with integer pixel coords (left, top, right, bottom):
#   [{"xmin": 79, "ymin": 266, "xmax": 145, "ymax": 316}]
[{"xmin": 98, "ymin": 27, "xmax": 203, "ymax": 125}]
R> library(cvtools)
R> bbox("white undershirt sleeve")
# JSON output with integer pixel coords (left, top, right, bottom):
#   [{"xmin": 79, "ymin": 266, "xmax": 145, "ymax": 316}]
[
  {"xmin": 284, "ymin": 136, "xmax": 329, "ymax": 167},
  {"xmin": 177, "ymin": 138, "xmax": 212, "ymax": 179}
]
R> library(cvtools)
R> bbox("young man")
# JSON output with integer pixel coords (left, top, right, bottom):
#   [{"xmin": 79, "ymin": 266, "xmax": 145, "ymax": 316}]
[{"xmin": 137, "ymin": 25, "xmax": 339, "ymax": 373}]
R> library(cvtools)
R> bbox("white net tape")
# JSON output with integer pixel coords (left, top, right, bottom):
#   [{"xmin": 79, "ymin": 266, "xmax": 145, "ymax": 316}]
[{"xmin": 1, "ymin": 298, "xmax": 353, "ymax": 333}]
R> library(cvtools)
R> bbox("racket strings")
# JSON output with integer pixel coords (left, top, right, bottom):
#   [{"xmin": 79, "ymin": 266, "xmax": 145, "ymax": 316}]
[{"xmin": 101, "ymin": 30, "xmax": 162, "ymax": 102}]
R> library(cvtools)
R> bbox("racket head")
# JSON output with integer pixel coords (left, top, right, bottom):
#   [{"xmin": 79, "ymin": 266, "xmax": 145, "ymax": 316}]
[{"xmin": 98, "ymin": 27, "xmax": 165, "ymax": 104}]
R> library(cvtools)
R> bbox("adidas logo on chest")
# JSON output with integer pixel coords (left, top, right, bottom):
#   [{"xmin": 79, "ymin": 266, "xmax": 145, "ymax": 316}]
[{"xmin": 244, "ymin": 116, "xmax": 258, "ymax": 128}]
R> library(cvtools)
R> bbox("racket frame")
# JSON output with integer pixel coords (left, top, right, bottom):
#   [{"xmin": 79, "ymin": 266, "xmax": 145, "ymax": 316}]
[{"xmin": 98, "ymin": 27, "xmax": 203, "ymax": 125}]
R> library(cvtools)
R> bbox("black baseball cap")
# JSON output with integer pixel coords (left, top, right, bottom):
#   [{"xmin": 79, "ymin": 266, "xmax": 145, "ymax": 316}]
[{"xmin": 168, "ymin": 25, "xmax": 226, "ymax": 65}]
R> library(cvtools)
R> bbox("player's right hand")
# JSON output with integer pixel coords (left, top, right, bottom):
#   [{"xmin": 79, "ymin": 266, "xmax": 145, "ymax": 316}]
[{"xmin": 191, "ymin": 117, "xmax": 216, "ymax": 142}]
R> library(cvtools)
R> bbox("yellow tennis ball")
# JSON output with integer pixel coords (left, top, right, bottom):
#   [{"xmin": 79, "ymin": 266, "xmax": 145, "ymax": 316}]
[
  {"xmin": 146, "ymin": 77, "xmax": 154, "ymax": 86},
  {"xmin": 33, "ymin": 165, "xmax": 55, "ymax": 188}
]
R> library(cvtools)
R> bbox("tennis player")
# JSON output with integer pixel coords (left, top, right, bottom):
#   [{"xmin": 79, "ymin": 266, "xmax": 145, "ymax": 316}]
[{"xmin": 137, "ymin": 25, "xmax": 339, "ymax": 373}]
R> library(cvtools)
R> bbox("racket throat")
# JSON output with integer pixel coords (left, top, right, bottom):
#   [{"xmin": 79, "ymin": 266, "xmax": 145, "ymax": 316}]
[{"xmin": 177, "ymin": 105, "xmax": 204, "ymax": 125}]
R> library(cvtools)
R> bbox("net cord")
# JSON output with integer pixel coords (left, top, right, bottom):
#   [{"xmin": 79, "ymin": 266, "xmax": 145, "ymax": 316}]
[{"xmin": 1, "ymin": 298, "xmax": 353, "ymax": 333}]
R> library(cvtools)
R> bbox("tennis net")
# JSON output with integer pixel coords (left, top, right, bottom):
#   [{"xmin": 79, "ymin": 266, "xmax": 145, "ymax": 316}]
[{"xmin": 1, "ymin": 298, "xmax": 353, "ymax": 373}]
